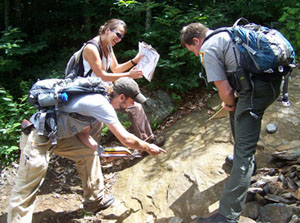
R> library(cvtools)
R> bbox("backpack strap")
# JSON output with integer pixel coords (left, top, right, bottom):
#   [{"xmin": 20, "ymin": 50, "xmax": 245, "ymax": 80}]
[
  {"xmin": 233, "ymin": 17, "xmax": 250, "ymax": 27},
  {"xmin": 38, "ymin": 111, "xmax": 47, "ymax": 135},
  {"xmin": 203, "ymin": 28, "xmax": 230, "ymax": 44},
  {"xmin": 82, "ymin": 39, "xmax": 103, "ymax": 77},
  {"xmin": 68, "ymin": 112, "xmax": 96, "ymax": 122}
]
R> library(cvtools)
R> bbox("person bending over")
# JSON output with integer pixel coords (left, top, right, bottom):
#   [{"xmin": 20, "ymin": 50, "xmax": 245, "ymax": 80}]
[{"xmin": 7, "ymin": 77, "xmax": 166, "ymax": 223}]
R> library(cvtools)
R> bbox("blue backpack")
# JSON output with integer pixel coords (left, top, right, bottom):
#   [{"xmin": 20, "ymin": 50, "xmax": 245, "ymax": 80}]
[{"xmin": 204, "ymin": 18, "xmax": 296, "ymax": 75}]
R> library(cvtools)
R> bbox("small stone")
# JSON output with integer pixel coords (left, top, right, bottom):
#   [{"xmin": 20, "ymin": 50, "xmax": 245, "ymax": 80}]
[
  {"xmin": 289, "ymin": 214, "xmax": 300, "ymax": 223},
  {"xmin": 266, "ymin": 123, "xmax": 277, "ymax": 134},
  {"xmin": 168, "ymin": 216, "xmax": 183, "ymax": 223}
]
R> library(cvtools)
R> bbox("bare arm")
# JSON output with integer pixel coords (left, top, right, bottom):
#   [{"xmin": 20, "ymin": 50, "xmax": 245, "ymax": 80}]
[
  {"xmin": 83, "ymin": 44, "xmax": 143, "ymax": 81},
  {"xmin": 106, "ymin": 121, "xmax": 166, "ymax": 155},
  {"xmin": 110, "ymin": 49, "xmax": 144, "ymax": 73},
  {"xmin": 214, "ymin": 80, "xmax": 236, "ymax": 111},
  {"xmin": 76, "ymin": 127, "xmax": 98, "ymax": 151}
]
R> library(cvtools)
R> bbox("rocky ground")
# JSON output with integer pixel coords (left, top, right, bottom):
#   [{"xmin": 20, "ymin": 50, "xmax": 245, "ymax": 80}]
[
  {"xmin": 0, "ymin": 87, "xmax": 210, "ymax": 223},
  {"xmin": 1, "ymin": 68, "xmax": 300, "ymax": 223}
]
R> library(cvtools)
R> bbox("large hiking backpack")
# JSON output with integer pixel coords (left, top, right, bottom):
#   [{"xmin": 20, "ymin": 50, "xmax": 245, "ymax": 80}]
[
  {"xmin": 28, "ymin": 76, "xmax": 107, "ymax": 146},
  {"xmin": 65, "ymin": 39, "xmax": 102, "ymax": 79},
  {"xmin": 204, "ymin": 18, "xmax": 296, "ymax": 75}
]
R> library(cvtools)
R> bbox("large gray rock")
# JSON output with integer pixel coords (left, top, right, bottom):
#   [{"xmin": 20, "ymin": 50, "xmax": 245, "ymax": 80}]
[
  {"xmin": 272, "ymin": 140, "xmax": 300, "ymax": 161},
  {"xmin": 101, "ymin": 69, "xmax": 300, "ymax": 222},
  {"xmin": 242, "ymin": 201, "xmax": 260, "ymax": 220},
  {"xmin": 258, "ymin": 203, "xmax": 300, "ymax": 223},
  {"xmin": 143, "ymin": 90, "xmax": 174, "ymax": 125},
  {"xmin": 102, "ymin": 109, "xmax": 233, "ymax": 222}
]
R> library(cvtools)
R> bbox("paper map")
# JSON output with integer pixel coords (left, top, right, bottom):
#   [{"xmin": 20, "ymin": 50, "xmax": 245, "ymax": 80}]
[{"xmin": 137, "ymin": 42, "xmax": 160, "ymax": 82}]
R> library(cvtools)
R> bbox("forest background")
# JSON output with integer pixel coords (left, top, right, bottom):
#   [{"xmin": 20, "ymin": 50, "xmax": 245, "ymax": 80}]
[{"xmin": 0, "ymin": 0, "xmax": 299, "ymax": 167}]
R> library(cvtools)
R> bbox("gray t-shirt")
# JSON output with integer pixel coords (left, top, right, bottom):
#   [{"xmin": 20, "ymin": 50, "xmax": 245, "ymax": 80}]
[
  {"xmin": 31, "ymin": 93, "xmax": 118, "ymax": 139},
  {"xmin": 200, "ymin": 30, "xmax": 240, "ymax": 83}
]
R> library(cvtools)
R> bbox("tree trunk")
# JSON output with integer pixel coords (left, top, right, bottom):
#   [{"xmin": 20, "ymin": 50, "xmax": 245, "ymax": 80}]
[
  {"xmin": 84, "ymin": 0, "xmax": 92, "ymax": 35},
  {"xmin": 4, "ymin": 0, "xmax": 10, "ymax": 28},
  {"xmin": 145, "ymin": 0, "xmax": 152, "ymax": 31},
  {"xmin": 13, "ymin": 0, "xmax": 22, "ymax": 25}
]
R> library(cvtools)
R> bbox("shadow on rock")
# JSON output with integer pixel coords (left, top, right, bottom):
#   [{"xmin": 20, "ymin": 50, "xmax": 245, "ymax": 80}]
[{"xmin": 168, "ymin": 177, "xmax": 228, "ymax": 222}]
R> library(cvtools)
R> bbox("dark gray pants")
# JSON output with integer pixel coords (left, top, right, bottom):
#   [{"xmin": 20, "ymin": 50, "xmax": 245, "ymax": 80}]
[{"xmin": 219, "ymin": 77, "xmax": 281, "ymax": 220}]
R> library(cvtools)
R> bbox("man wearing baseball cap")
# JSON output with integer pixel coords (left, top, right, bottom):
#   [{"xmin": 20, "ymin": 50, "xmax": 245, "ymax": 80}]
[
  {"xmin": 113, "ymin": 77, "xmax": 148, "ymax": 104},
  {"xmin": 8, "ymin": 76, "xmax": 167, "ymax": 223},
  {"xmin": 111, "ymin": 77, "xmax": 165, "ymax": 147}
]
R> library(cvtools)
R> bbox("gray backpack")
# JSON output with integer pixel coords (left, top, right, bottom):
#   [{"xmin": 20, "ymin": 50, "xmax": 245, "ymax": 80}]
[
  {"xmin": 65, "ymin": 39, "xmax": 102, "ymax": 79},
  {"xmin": 28, "ymin": 77, "xmax": 107, "ymax": 146}
]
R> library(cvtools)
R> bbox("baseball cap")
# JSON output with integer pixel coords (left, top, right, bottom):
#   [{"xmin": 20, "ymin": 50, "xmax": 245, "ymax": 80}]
[{"xmin": 113, "ymin": 77, "xmax": 147, "ymax": 104}]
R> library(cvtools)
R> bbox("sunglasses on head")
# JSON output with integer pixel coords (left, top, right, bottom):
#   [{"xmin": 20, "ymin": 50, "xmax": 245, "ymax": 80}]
[{"xmin": 110, "ymin": 29, "xmax": 124, "ymax": 39}]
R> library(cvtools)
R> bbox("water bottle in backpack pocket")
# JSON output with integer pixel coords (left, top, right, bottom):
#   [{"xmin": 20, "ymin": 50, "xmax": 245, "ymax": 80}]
[
  {"xmin": 38, "ymin": 92, "xmax": 69, "ymax": 107},
  {"xmin": 28, "ymin": 77, "xmax": 108, "ymax": 146}
]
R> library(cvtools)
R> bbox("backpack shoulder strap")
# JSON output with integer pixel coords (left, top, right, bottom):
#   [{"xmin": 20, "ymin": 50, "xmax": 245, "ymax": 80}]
[
  {"xmin": 83, "ymin": 39, "xmax": 103, "ymax": 77},
  {"xmin": 203, "ymin": 28, "xmax": 230, "ymax": 44},
  {"xmin": 86, "ymin": 39, "xmax": 102, "ymax": 56},
  {"xmin": 203, "ymin": 18, "xmax": 250, "ymax": 44}
]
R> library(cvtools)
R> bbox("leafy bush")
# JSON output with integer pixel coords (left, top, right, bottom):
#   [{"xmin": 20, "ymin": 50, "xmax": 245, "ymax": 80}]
[
  {"xmin": 0, "ymin": 85, "xmax": 36, "ymax": 168},
  {"xmin": 0, "ymin": 27, "xmax": 47, "ymax": 98},
  {"xmin": 112, "ymin": 2, "xmax": 205, "ymax": 93},
  {"xmin": 0, "ymin": 27, "xmax": 46, "ymax": 71},
  {"xmin": 278, "ymin": 3, "xmax": 300, "ymax": 57},
  {"xmin": 1, "ymin": 0, "xmax": 299, "ymax": 167}
]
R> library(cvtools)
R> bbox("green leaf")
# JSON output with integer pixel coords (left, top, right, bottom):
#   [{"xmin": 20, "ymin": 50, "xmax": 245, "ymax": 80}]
[
  {"xmin": 7, "ymin": 146, "xmax": 19, "ymax": 153},
  {"xmin": 1, "ymin": 97, "xmax": 13, "ymax": 102}
]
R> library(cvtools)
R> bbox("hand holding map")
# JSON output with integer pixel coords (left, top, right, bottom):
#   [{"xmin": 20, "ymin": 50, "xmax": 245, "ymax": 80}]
[{"xmin": 137, "ymin": 42, "xmax": 160, "ymax": 82}]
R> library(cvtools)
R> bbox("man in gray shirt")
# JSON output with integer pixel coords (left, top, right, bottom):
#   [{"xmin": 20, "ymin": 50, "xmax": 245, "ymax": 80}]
[
  {"xmin": 8, "ymin": 77, "xmax": 166, "ymax": 223},
  {"xmin": 181, "ymin": 23, "xmax": 281, "ymax": 223}
]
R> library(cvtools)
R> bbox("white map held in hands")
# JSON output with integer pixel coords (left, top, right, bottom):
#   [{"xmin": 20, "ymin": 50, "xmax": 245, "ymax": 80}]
[{"xmin": 137, "ymin": 42, "xmax": 160, "ymax": 82}]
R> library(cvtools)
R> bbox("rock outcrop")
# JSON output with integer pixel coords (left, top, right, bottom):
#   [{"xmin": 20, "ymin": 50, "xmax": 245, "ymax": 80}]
[{"xmin": 101, "ymin": 69, "xmax": 300, "ymax": 223}]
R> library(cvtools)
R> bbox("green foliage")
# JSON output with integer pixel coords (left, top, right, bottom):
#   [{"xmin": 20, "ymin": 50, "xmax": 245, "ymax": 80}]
[
  {"xmin": 278, "ymin": 3, "xmax": 300, "ymax": 56},
  {"xmin": 102, "ymin": 113, "xmax": 133, "ymax": 137},
  {"xmin": 0, "ymin": 26, "xmax": 48, "ymax": 99},
  {"xmin": 113, "ymin": 2, "xmax": 204, "ymax": 93},
  {"xmin": 0, "ymin": 27, "xmax": 47, "ymax": 73},
  {"xmin": 0, "ymin": 85, "xmax": 36, "ymax": 167},
  {"xmin": 101, "ymin": 125, "xmax": 109, "ymax": 137},
  {"xmin": 115, "ymin": 0, "xmax": 137, "ymax": 7},
  {"xmin": 0, "ymin": 0, "xmax": 299, "ymax": 167},
  {"xmin": 171, "ymin": 92, "xmax": 181, "ymax": 105}
]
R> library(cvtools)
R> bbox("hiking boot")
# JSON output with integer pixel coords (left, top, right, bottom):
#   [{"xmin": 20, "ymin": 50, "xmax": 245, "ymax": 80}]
[
  {"xmin": 282, "ymin": 100, "xmax": 291, "ymax": 107},
  {"xmin": 225, "ymin": 154, "xmax": 234, "ymax": 167},
  {"xmin": 149, "ymin": 135, "xmax": 166, "ymax": 147},
  {"xmin": 84, "ymin": 194, "xmax": 115, "ymax": 214},
  {"xmin": 194, "ymin": 213, "xmax": 237, "ymax": 223},
  {"xmin": 225, "ymin": 154, "xmax": 257, "ymax": 175}
]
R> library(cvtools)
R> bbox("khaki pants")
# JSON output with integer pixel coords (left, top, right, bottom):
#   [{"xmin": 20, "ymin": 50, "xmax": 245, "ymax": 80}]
[
  {"xmin": 124, "ymin": 102, "xmax": 153, "ymax": 141},
  {"xmin": 8, "ymin": 123, "xmax": 104, "ymax": 223}
]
